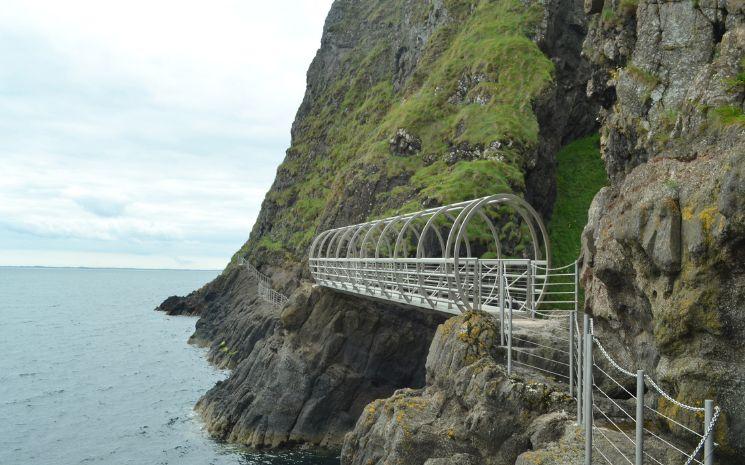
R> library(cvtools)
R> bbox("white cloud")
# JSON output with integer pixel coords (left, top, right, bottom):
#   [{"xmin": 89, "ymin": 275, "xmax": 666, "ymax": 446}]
[{"xmin": 0, "ymin": 0, "xmax": 334, "ymax": 269}]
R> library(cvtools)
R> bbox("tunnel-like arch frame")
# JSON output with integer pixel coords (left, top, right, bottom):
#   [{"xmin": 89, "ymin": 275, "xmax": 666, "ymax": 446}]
[{"xmin": 309, "ymin": 194, "xmax": 551, "ymax": 315}]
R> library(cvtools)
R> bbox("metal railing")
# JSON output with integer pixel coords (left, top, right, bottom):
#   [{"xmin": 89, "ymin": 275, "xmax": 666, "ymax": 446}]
[
  {"xmin": 239, "ymin": 259, "xmax": 289, "ymax": 309},
  {"xmin": 306, "ymin": 193, "xmax": 723, "ymax": 464},
  {"xmin": 311, "ymin": 257, "xmax": 550, "ymax": 315},
  {"xmin": 576, "ymin": 317, "xmax": 721, "ymax": 465}
]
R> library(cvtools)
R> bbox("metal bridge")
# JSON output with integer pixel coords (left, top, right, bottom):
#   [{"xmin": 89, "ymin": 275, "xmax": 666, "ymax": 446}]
[
  {"xmin": 304, "ymin": 194, "xmax": 722, "ymax": 465},
  {"xmin": 308, "ymin": 194, "xmax": 563, "ymax": 316}
]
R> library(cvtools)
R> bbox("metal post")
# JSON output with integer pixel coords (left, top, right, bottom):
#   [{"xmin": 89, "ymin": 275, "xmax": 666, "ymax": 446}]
[
  {"xmin": 569, "ymin": 311, "xmax": 575, "ymax": 397},
  {"xmin": 584, "ymin": 330, "xmax": 593, "ymax": 465},
  {"xmin": 527, "ymin": 260, "xmax": 534, "ymax": 317},
  {"xmin": 507, "ymin": 297, "xmax": 513, "ymax": 376},
  {"xmin": 475, "ymin": 260, "xmax": 482, "ymax": 312},
  {"xmin": 575, "ymin": 314, "xmax": 582, "ymax": 425},
  {"xmin": 574, "ymin": 260, "xmax": 579, "ymax": 313},
  {"xmin": 704, "ymin": 399, "xmax": 714, "ymax": 465},
  {"xmin": 499, "ymin": 262, "xmax": 505, "ymax": 346},
  {"xmin": 636, "ymin": 370, "xmax": 644, "ymax": 465}
]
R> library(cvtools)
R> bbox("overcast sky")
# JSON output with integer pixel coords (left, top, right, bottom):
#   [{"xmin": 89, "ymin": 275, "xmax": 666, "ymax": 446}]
[{"xmin": 0, "ymin": 0, "xmax": 334, "ymax": 270}]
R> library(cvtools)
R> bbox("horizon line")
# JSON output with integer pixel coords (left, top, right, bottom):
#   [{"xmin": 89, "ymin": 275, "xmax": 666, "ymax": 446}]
[{"xmin": 0, "ymin": 265, "xmax": 223, "ymax": 272}]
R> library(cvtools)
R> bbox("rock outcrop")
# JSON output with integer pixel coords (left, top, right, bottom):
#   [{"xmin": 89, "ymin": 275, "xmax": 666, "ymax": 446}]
[
  {"xmin": 580, "ymin": 0, "xmax": 745, "ymax": 460},
  {"xmin": 157, "ymin": 0, "xmax": 745, "ymax": 461},
  {"xmin": 189, "ymin": 284, "xmax": 443, "ymax": 448},
  {"xmin": 159, "ymin": 0, "xmax": 599, "ymax": 451},
  {"xmin": 341, "ymin": 312, "xmax": 576, "ymax": 465}
]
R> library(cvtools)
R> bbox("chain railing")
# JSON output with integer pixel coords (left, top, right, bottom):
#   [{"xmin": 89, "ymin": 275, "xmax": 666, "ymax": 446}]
[
  {"xmin": 578, "ymin": 316, "xmax": 721, "ymax": 465},
  {"xmin": 304, "ymin": 193, "xmax": 725, "ymax": 464},
  {"xmin": 239, "ymin": 258, "xmax": 289, "ymax": 309}
]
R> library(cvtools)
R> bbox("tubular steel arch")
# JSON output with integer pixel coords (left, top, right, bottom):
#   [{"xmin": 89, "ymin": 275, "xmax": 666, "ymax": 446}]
[{"xmin": 309, "ymin": 194, "xmax": 551, "ymax": 315}]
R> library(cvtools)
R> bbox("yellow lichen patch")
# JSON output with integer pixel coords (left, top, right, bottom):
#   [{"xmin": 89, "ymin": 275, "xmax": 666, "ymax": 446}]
[
  {"xmin": 682, "ymin": 205, "xmax": 695, "ymax": 221},
  {"xmin": 698, "ymin": 206, "xmax": 721, "ymax": 233}
]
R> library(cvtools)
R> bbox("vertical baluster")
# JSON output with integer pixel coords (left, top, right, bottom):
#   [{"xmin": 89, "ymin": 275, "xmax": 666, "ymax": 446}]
[
  {"xmin": 527, "ymin": 260, "xmax": 534, "ymax": 318},
  {"xmin": 636, "ymin": 370, "xmax": 644, "ymax": 465},
  {"xmin": 704, "ymin": 399, "xmax": 714, "ymax": 465},
  {"xmin": 584, "ymin": 323, "xmax": 593, "ymax": 465},
  {"xmin": 569, "ymin": 311, "xmax": 575, "ymax": 397},
  {"xmin": 507, "ymin": 297, "xmax": 513, "ymax": 376},
  {"xmin": 499, "ymin": 261, "xmax": 505, "ymax": 346}
]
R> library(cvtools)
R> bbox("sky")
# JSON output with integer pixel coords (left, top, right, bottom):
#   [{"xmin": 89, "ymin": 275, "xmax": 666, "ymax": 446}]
[{"xmin": 0, "ymin": 0, "xmax": 334, "ymax": 270}]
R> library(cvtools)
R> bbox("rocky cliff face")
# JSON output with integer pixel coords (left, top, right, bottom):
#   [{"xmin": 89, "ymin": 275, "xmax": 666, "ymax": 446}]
[
  {"xmin": 158, "ymin": 0, "xmax": 598, "ymax": 451},
  {"xmin": 341, "ymin": 312, "xmax": 576, "ymax": 465},
  {"xmin": 159, "ymin": 0, "xmax": 745, "ymax": 461},
  {"xmin": 579, "ymin": 0, "xmax": 745, "ymax": 459},
  {"xmin": 234, "ymin": 0, "xmax": 597, "ymax": 281}
]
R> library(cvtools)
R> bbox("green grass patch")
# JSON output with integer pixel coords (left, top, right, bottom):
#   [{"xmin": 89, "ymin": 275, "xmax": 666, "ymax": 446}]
[
  {"xmin": 548, "ymin": 134, "xmax": 607, "ymax": 266},
  {"xmin": 712, "ymin": 105, "xmax": 745, "ymax": 128},
  {"xmin": 243, "ymin": 0, "xmax": 560, "ymax": 262},
  {"xmin": 411, "ymin": 159, "xmax": 524, "ymax": 205},
  {"xmin": 626, "ymin": 65, "xmax": 660, "ymax": 89}
]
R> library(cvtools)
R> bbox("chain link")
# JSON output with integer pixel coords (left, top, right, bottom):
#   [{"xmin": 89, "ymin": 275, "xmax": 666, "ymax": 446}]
[
  {"xmin": 592, "ymin": 334, "xmax": 637, "ymax": 378},
  {"xmin": 589, "ymin": 318, "xmax": 707, "ymax": 412},
  {"xmin": 644, "ymin": 374, "xmax": 706, "ymax": 413},
  {"xmin": 683, "ymin": 406, "xmax": 721, "ymax": 465}
]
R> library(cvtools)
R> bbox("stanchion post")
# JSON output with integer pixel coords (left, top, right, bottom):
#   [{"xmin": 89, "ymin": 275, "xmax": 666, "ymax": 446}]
[
  {"xmin": 636, "ymin": 370, "xmax": 644, "ymax": 465},
  {"xmin": 584, "ymin": 327, "xmax": 593, "ymax": 465},
  {"xmin": 527, "ymin": 260, "xmax": 534, "ymax": 318},
  {"xmin": 569, "ymin": 311, "xmax": 575, "ymax": 397},
  {"xmin": 499, "ymin": 262, "xmax": 505, "ymax": 346},
  {"xmin": 507, "ymin": 297, "xmax": 513, "ymax": 376},
  {"xmin": 704, "ymin": 399, "xmax": 714, "ymax": 465},
  {"xmin": 576, "ymin": 312, "xmax": 583, "ymax": 425}
]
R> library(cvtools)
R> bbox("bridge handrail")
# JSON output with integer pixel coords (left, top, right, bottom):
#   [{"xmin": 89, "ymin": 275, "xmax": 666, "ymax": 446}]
[{"xmin": 238, "ymin": 258, "xmax": 289, "ymax": 310}]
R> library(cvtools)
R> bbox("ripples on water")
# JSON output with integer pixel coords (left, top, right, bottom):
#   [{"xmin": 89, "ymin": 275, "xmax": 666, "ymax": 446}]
[{"xmin": 0, "ymin": 267, "xmax": 340, "ymax": 465}]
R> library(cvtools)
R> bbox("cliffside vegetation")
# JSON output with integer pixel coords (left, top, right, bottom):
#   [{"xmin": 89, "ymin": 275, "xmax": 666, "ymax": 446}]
[
  {"xmin": 547, "ymin": 134, "xmax": 606, "ymax": 266},
  {"xmin": 237, "ymin": 0, "xmax": 562, "ymax": 268}
]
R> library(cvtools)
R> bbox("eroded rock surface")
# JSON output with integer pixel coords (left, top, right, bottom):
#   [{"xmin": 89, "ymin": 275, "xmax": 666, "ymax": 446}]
[
  {"xmin": 581, "ymin": 0, "xmax": 745, "ymax": 460},
  {"xmin": 193, "ymin": 284, "xmax": 444, "ymax": 448},
  {"xmin": 341, "ymin": 312, "xmax": 575, "ymax": 465}
]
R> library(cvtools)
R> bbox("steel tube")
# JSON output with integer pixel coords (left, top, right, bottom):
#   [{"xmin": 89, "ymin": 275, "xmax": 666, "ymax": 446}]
[
  {"xmin": 499, "ymin": 262, "xmax": 505, "ymax": 346},
  {"xmin": 636, "ymin": 370, "xmax": 644, "ymax": 465},
  {"xmin": 705, "ymin": 399, "xmax": 714, "ymax": 465},
  {"xmin": 584, "ymin": 333, "xmax": 593, "ymax": 465},
  {"xmin": 507, "ymin": 298, "xmax": 513, "ymax": 376},
  {"xmin": 569, "ymin": 311, "xmax": 575, "ymax": 397}
]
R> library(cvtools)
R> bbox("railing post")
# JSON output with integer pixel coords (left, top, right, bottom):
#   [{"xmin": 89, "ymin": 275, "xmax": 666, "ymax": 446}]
[
  {"xmin": 527, "ymin": 260, "xmax": 534, "ymax": 318},
  {"xmin": 584, "ymin": 324, "xmax": 593, "ymax": 465},
  {"xmin": 704, "ymin": 399, "xmax": 714, "ymax": 465},
  {"xmin": 569, "ymin": 311, "xmax": 575, "ymax": 398},
  {"xmin": 636, "ymin": 370, "xmax": 644, "ymax": 465},
  {"xmin": 574, "ymin": 260, "xmax": 579, "ymax": 313},
  {"xmin": 576, "ymin": 314, "xmax": 582, "ymax": 425},
  {"xmin": 499, "ymin": 261, "xmax": 505, "ymax": 346},
  {"xmin": 507, "ymin": 297, "xmax": 513, "ymax": 376},
  {"xmin": 475, "ymin": 260, "xmax": 482, "ymax": 312}
]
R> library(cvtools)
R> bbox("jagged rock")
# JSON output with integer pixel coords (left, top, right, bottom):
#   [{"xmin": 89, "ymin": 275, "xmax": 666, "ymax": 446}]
[
  {"xmin": 582, "ymin": 1, "xmax": 745, "ymax": 460},
  {"xmin": 194, "ymin": 284, "xmax": 444, "ymax": 448},
  {"xmin": 389, "ymin": 128, "xmax": 422, "ymax": 156},
  {"xmin": 341, "ymin": 312, "xmax": 574, "ymax": 465}
]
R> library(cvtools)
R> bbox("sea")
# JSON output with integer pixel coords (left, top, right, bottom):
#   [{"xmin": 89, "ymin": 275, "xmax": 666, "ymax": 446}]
[{"xmin": 0, "ymin": 267, "xmax": 340, "ymax": 465}]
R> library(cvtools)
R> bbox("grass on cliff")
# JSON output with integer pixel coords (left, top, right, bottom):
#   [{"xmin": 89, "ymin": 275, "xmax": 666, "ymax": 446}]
[
  {"xmin": 548, "ymin": 134, "xmax": 607, "ymax": 266},
  {"xmin": 247, "ymin": 0, "xmax": 558, "ymax": 261}
]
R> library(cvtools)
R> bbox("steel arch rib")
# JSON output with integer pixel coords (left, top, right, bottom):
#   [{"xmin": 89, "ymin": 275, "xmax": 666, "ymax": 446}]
[{"xmin": 308, "ymin": 194, "xmax": 551, "ymax": 316}]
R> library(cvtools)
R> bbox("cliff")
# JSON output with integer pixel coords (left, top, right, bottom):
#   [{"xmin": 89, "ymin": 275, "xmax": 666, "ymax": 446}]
[
  {"xmin": 157, "ymin": 0, "xmax": 745, "ymax": 462},
  {"xmin": 580, "ymin": 0, "xmax": 745, "ymax": 458}
]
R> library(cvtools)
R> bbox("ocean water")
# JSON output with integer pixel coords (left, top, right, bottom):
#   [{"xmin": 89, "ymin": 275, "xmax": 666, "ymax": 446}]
[{"xmin": 0, "ymin": 267, "xmax": 340, "ymax": 465}]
